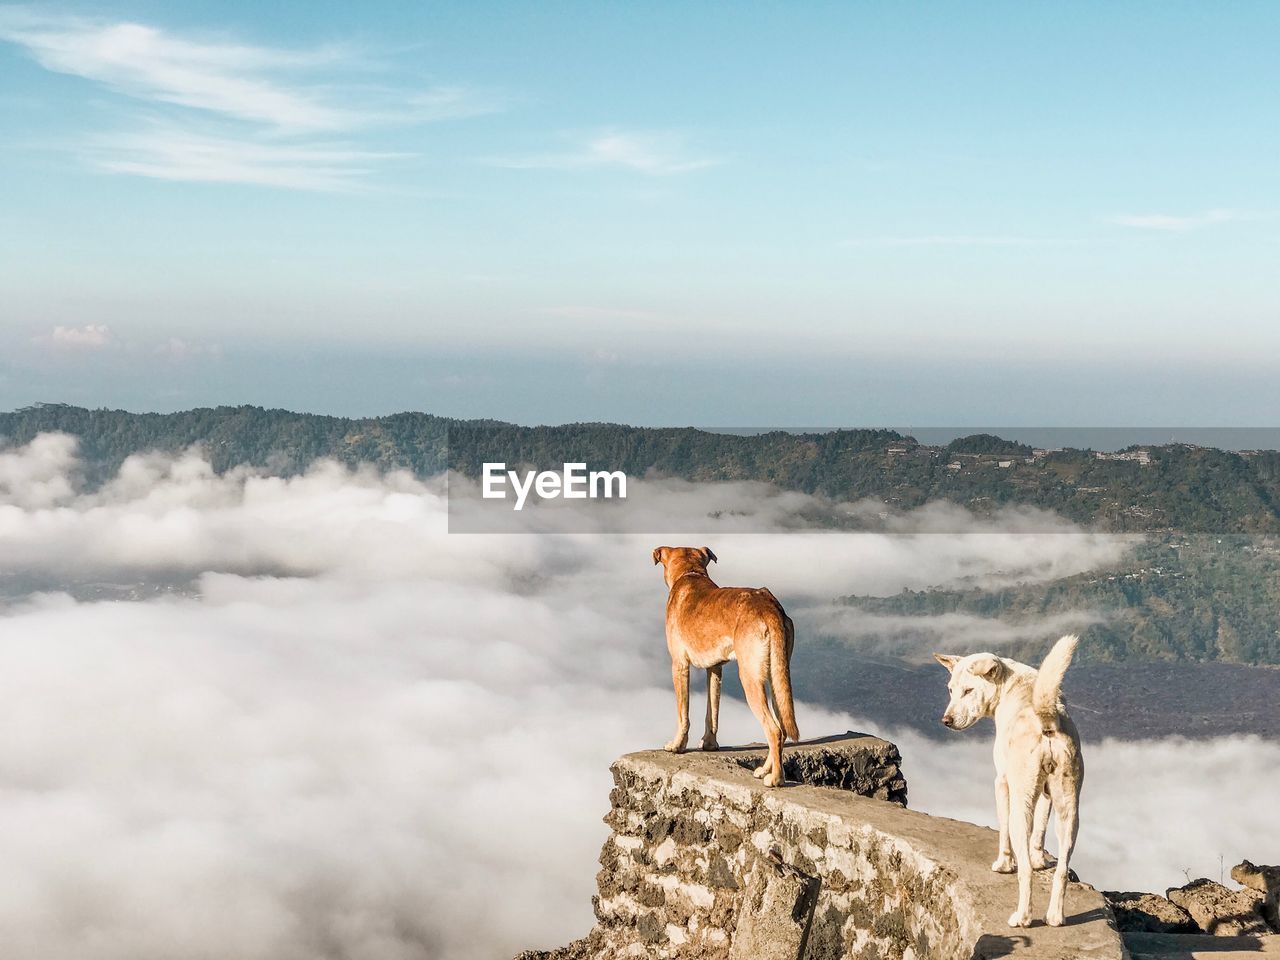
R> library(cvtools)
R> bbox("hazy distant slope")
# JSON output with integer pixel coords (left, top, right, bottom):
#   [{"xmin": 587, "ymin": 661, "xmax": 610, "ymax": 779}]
[
  {"xmin": 4, "ymin": 403, "xmax": 1280, "ymax": 532},
  {"xmin": 841, "ymin": 535, "xmax": 1280, "ymax": 666}
]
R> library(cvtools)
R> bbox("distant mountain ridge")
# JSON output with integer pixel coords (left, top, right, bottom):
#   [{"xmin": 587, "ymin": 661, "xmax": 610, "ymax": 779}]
[{"xmin": 4, "ymin": 403, "xmax": 1280, "ymax": 532}]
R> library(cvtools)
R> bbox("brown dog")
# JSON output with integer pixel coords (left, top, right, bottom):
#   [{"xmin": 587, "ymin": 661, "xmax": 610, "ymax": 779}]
[{"xmin": 652, "ymin": 546, "xmax": 799, "ymax": 786}]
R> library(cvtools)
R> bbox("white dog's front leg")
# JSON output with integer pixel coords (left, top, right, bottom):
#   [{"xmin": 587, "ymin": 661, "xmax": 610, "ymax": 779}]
[{"xmin": 991, "ymin": 775, "xmax": 1015, "ymax": 873}]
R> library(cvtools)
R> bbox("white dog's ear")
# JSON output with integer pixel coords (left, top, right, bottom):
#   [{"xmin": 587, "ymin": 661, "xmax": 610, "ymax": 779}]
[
  {"xmin": 652, "ymin": 546, "xmax": 668, "ymax": 566},
  {"xmin": 933, "ymin": 653, "xmax": 960, "ymax": 673},
  {"xmin": 971, "ymin": 654, "xmax": 1006, "ymax": 682}
]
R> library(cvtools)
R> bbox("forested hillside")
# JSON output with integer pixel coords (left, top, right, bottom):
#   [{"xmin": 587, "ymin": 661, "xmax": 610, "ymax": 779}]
[{"xmin": 4, "ymin": 403, "xmax": 1280, "ymax": 533}]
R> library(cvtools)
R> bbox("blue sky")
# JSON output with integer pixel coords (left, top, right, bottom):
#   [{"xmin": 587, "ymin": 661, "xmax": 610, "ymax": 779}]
[{"xmin": 0, "ymin": 1, "xmax": 1277, "ymax": 424}]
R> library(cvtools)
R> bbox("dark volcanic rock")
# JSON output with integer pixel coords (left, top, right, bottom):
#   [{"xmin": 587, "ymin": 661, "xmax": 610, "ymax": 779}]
[{"xmin": 730, "ymin": 732, "xmax": 908, "ymax": 805}]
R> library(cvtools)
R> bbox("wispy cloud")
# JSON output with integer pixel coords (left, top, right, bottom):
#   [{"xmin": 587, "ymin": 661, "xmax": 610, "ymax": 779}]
[
  {"xmin": 154, "ymin": 337, "xmax": 223, "ymax": 362},
  {"xmin": 90, "ymin": 129, "xmax": 402, "ymax": 192},
  {"xmin": 29, "ymin": 325, "xmax": 225, "ymax": 360},
  {"xmin": 0, "ymin": 8, "xmax": 500, "ymax": 190},
  {"xmin": 534, "ymin": 305, "xmax": 657, "ymax": 323},
  {"xmin": 0, "ymin": 10, "xmax": 347, "ymax": 132},
  {"xmin": 406, "ymin": 85, "xmax": 507, "ymax": 124},
  {"xmin": 1107, "ymin": 208, "xmax": 1257, "ymax": 232},
  {"xmin": 842, "ymin": 235, "xmax": 1049, "ymax": 248},
  {"xmin": 490, "ymin": 130, "xmax": 720, "ymax": 176}
]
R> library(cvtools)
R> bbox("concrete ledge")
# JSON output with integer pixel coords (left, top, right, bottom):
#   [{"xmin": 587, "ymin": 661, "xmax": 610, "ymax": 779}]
[{"xmin": 519, "ymin": 733, "xmax": 1125, "ymax": 960}]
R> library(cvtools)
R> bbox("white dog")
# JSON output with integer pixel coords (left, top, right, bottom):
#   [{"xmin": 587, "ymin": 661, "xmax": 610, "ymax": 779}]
[{"xmin": 934, "ymin": 635, "xmax": 1084, "ymax": 928}]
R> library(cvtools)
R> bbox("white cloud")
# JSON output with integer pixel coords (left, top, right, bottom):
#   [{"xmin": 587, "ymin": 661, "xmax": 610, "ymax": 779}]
[
  {"xmin": 0, "ymin": 440, "xmax": 1127, "ymax": 591},
  {"xmin": 90, "ymin": 130, "xmax": 400, "ymax": 192},
  {"xmin": 40, "ymin": 324, "xmax": 114, "ymax": 349},
  {"xmin": 843, "ymin": 235, "xmax": 1047, "ymax": 247},
  {"xmin": 1108, "ymin": 208, "xmax": 1257, "ymax": 232},
  {"xmin": 800, "ymin": 607, "xmax": 1111, "ymax": 656},
  {"xmin": 153, "ymin": 338, "xmax": 223, "ymax": 361},
  {"xmin": 0, "ymin": 435, "xmax": 1272, "ymax": 958},
  {"xmin": 491, "ymin": 129, "xmax": 720, "ymax": 175},
  {"xmin": 0, "ymin": 11, "xmax": 347, "ymax": 132},
  {"xmin": 406, "ymin": 85, "xmax": 507, "ymax": 123},
  {"xmin": 0, "ymin": 432, "xmax": 81, "ymax": 509},
  {"xmin": 534, "ymin": 305, "xmax": 657, "ymax": 323},
  {"xmin": 0, "ymin": 9, "xmax": 499, "ymax": 189}
]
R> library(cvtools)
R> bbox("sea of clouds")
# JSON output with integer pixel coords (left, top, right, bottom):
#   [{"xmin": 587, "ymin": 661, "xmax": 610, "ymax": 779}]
[{"xmin": 0, "ymin": 433, "xmax": 1276, "ymax": 960}]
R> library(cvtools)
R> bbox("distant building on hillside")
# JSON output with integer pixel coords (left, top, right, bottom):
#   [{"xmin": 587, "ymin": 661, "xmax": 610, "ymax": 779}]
[{"xmin": 1094, "ymin": 449, "xmax": 1152, "ymax": 465}]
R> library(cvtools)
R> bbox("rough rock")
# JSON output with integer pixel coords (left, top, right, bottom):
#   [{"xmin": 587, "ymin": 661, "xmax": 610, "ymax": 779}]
[
  {"xmin": 731, "ymin": 732, "xmax": 907, "ymax": 805},
  {"xmin": 1104, "ymin": 891, "xmax": 1199, "ymax": 933},
  {"xmin": 1233, "ymin": 860, "xmax": 1280, "ymax": 931},
  {"xmin": 727, "ymin": 850, "xmax": 819, "ymax": 960},
  {"xmin": 513, "ymin": 942, "xmax": 591, "ymax": 960},
  {"xmin": 1167, "ymin": 879, "xmax": 1269, "ymax": 936}
]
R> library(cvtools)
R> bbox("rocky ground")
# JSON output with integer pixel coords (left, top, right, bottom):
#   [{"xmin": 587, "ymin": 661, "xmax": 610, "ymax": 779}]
[{"xmin": 1106, "ymin": 860, "xmax": 1280, "ymax": 959}]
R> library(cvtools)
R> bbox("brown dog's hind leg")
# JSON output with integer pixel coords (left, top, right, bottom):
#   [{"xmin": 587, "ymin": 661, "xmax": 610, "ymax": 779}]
[
  {"xmin": 664, "ymin": 659, "xmax": 690, "ymax": 753},
  {"xmin": 701, "ymin": 664, "xmax": 722, "ymax": 751},
  {"xmin": 741, "ymin": 665, "xmax": 784, "ymax": 786}
]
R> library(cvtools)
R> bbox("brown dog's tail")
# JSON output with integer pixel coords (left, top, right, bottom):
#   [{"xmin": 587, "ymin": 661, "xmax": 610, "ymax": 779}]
[
  {"xmin": 1032, "ymin": 634, "xmax": 1078, "ymax": 734},
  {"xmin": 767, "ymin": 610, "xmax": 800, "ymax": 742}
]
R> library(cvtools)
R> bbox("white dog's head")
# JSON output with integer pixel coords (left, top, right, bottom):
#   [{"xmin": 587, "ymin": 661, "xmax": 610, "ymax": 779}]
[{"xmin": 932, "ymin": 652, "xmax": 1008, "ymax": 731}]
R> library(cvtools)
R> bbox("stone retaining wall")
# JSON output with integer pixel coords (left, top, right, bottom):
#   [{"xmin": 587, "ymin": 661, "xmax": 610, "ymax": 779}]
[{"xmin": 518, "ymin": 733, "xmax": 1125, "ymax": 960}]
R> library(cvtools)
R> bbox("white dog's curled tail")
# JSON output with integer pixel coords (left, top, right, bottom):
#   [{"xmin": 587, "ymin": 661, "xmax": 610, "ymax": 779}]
[{"xmin": 1032, "ymin": 634, "xmax": 1079, "ymax": 734}]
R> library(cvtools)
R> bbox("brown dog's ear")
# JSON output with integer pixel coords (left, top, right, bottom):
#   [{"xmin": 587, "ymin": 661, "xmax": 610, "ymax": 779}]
[
  {"xmin": 971, "ymin": 654, "xmax": 1006, "ymax": 683},
  {"xmin": 701, "ymin": 546, "xmax": 717, "ymax": 564},
  {"xmin": 652, "ymin": 546, "xmax": 667, "ymax": 566},
  {"xmin": 933, "ymin": 653, "xmax": 961, "ymax": 673}
]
